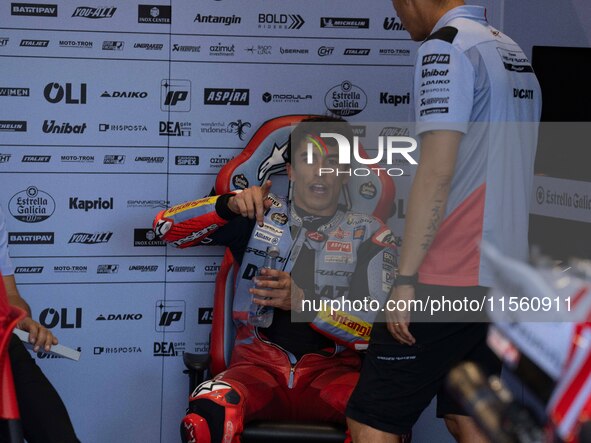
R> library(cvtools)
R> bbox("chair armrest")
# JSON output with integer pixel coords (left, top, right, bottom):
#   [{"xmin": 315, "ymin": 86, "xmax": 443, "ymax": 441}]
[{"xmin": 182, "ymin": 352, "xmax": 211, "ymax": 391}]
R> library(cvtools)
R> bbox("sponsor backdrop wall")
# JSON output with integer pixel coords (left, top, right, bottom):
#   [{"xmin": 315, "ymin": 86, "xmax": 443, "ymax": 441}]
[{"xmin": 0, "ymin": 2, "xmax": 501, "ymax": 442}]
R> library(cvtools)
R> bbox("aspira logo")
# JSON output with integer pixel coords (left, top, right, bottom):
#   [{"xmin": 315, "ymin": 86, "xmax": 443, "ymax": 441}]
[{"xmin": 306, "ymin": 133, "xmax": 418, "ymax": 177}]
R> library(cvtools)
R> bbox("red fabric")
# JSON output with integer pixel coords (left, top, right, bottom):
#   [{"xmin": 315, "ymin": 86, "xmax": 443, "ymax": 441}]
[
  {"xmin": 419, "ymin": 183, "xmax": 486, "ymax": 287},
  {"xmin": 0, "ymin": 272, "xmax": 27, "ymax": 419},
  {"xmin": 217, "ymin": 335, "xmax": 361, "ymax": 424}
]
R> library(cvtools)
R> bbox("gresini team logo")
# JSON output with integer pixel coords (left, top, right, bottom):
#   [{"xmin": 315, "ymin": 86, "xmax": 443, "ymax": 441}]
[
  {"xmin": 102, "ymin": 41, "xmax": 124, "ymax": 50},
  {"xmin": 305, "ymin": 131, "xmax": 417, "ymax": 177},
  {"xmin": 9, "ymin": 186, "xmax": 55, "ymax": 223},
  {"xmin": 258, "ymin": 13, "xmax": 304, "ymax": 30},
  {"xmin": 11, "ymin": 3, "xmax": 58, "ymax": 16},
  {"xmin": 161, "ymin": 79, "xmax": 190, "ymax": 112},
  {"xmin": 138, "ymin": 5, "xmax": 171, "ymax": 24},
  {"xmin": 324, "ymin": 81, "xmax": 367, "ymax": 117},
  {"xmin": 0, "ymin": 121, "xmax": 27, "ymax": 132},
  {"xmin": 228, "ymin": 120, "xmax": 250, "ymax": 140},
  {"xmin": 320, "ymin": 17, "xmax": 369, "ymax": 29},
  {"xmin": 258, "ymin": 142, "xmax": 287, "ymax": 181},
  {"xmin": 194, "ymin": 13, "xmax": 241, "ymax": 25},
  {"xmin": 8, "ymin": 232, "xmax": 54, "ymax": 244},
  {"xmin": 72, "ymin": 6, "xmax": 116, "ymax": 18},
  {"xmin": 68, "ymin": 232, "xmax": 113, "ymax": 244},
  {"xmin": 0, "ymin": 88, "xmax": 30, "ymax": 97}
]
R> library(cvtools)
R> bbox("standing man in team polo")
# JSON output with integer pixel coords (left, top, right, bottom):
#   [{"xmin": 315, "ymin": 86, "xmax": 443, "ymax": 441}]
[{"xmin": 346, "ymin": 1, "xmax": 541, "ymax": 441}]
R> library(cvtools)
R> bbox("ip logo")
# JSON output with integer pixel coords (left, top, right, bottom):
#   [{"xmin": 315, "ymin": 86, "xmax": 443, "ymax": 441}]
[
  {"xmin": 155, "ymin": 299, "xmax": 185, "ymax": 332},
  {"xmin": 161, "ymin": 79, "xmax": 191, "ymax": 112}
]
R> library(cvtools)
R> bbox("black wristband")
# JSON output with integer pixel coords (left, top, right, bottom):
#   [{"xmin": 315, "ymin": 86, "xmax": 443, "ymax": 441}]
[
  {"xmin": 215, "ymin": 193, "xmax": 240, "ymax": 221},
  {"xmin": 394, "ymin": 274, "xmax": 418, "ymax": 287}
]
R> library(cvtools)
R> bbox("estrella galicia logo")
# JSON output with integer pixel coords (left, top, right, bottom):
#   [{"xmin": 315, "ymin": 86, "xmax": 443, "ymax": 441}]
[
  {"xmin": 161, "ymin": 79, "xmax": 190, "ymax": 112},
  {"xmin": 320, "ymin": 17, "xmax": 369, "ymax": 29},
  {"xmin": 0, "ymin": 121, "xmax": 27, "ymax": 132},
  {"xmin": 68, "ymin": 232, "xmax": 113, "ymax": 244},
  {"xmin": 204, "ymin": 88, "xmax": 249, "ymax": 105},
  {"xmin": 8, "ymin": 232, "xmax": 55, "ymax": 245},
  {"xmin": 134, "ymin": 228, "xmax": 165, "ymax": 247},
  {"xmin": 324, "ymin": 81, "xmax": 367, "ymax": 117},
  {"xmin": 72, "ymin": 6, "xmax": 116, "ymax": 18},
  {"xmin": 9, "ymin": 186, "xmax": 55, "ymax": 223},
  {"xmin": 138, "ymin": 5, "xmax": 171, "ymax": 24},
  {"xmin": 156, "ymin": 300, "xmax": 185, "ymax": 332},
  {"xmin": 43, "ymin": 82, "xmax": 86, "ymax": 104},
  {"xmin": 11, "ymin": 3, "xmax": 57, "ymax": 17}
]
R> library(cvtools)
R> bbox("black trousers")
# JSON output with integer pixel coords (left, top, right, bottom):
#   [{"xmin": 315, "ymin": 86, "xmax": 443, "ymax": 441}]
[{"xmin": 0, "ymin": 334, "xmax": 79, "ymax": 443}]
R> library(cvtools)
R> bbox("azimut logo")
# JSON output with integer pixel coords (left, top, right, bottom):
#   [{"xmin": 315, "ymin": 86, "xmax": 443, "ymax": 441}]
[
  {"xmin": 72, "ymin": 6, "xmax": 116, "ymax": 18},
  {"xmin": 11, "ymin": 3, "xmax": 57, "ymax": 17},
  {"xmin": 9, "ymin": 186, "xmax": 55, "ymax": 223}
]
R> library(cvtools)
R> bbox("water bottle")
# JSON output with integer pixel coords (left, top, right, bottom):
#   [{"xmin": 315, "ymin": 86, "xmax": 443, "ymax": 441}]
[{"xmin": 248, "ymin": 245, "xmax": 280, "ymax": 328}]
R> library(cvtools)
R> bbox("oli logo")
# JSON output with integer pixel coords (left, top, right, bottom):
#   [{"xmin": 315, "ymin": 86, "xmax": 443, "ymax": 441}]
[
  {"xmin": 43, "ymin": 82, "xmax": 87, "ymax": 104},
  {"xmin": 306, "ymin": 132, "xmax": 418, "ymax": 177},
  {"xmin": 39, "ymin": 308, "xmax": 82, "ymax": 329}
]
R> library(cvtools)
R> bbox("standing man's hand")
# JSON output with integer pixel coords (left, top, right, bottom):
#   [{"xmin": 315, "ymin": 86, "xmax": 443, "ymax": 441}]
[
  {"xmin": 17, "ymin": 317, "xmax": 58, "ymax": 352},
  {"xmin": 386, "ymin": 285, "xmax": 416, "ymax": 345},
  {"xmin": 227, "ymin": 180, "xmax": 273, "ymax": 226}
]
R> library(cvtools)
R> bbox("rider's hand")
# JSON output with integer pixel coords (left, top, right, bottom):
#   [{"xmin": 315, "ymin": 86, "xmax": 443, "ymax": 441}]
[
  {"xmin": 249, "ymin": 269, "xmax": 299, "ymax": 311},
  {"xmin": 227, "ymin": 180, "xmax": 273, "ymax": 227}
]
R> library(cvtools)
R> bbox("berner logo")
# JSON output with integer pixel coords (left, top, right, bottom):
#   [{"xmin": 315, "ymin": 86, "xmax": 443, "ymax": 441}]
[
  {"xmin": 325, "ymin": 81, "xmax": 367, "ymax": 117},
  {"xmin": 8, "ymin": 232, "xmax": 54, "ymax": 245},
  {"xmin": 0, "ymin": 87, "xmax": 30, "ymax": 97},
  {"xmin": 69, "ymin": 197, "xmax": 114, "ymax": 211},
  {"xmin": 22, "ymin": 155, "xmax": 51, "ymax": 163},
  {"xmin": 204, "ymin": 88, "xmax": 249, "ymax": 106},
  {"xmin": 72, "ymin": 6, "xmax": 116, "ymax": 18},
  {"xmin": 134, "ymin": 228, "xmax": 165, "ymax": 247},
  {"xmin": 138, "ymin": 5, "xmax": 171, "ymax": 24},
  {"xmin": 9, "ymin": 186, "xmax": 55, "ymax": 223},
  {"xmin": 68, "ymin": 232, "xmax": 113, "ymax": 244},
  {"xmin": 194, "ymin": 13, "xmax": 241, "ymax": 26},
  {"xmin": 14, "ymin": 266, "xmax": 44, "ymax": 274},
  {"xmin": 320, "ymin": 17, "xmax": 369, "ymax": 29},
  {"xmin": 20, "ymin": 39, "xmax": 49, "ymax": 47},
  {"xmin": 42, "ymin": 120, "xmax": 87, "ymax": 134},
  {"xmin": 11, "ymin": 3, "xmax": 58, "ymax": 17},
  {"xmin": 0, "ymin": 121, "xmax": 27, "ymax": 132}
]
